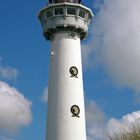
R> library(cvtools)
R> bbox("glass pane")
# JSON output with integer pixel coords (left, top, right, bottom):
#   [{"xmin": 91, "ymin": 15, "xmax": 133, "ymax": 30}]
[
  {"xmin": 46, "ymin": 9, "xmax": 52, "ymax": 18},
  {"xmin": 55, "ymin": 8, "xmax": 64, "ymax": 15},
  {"xmin": 67, "ymin": 7, "xmax": 76, "ymax": 15},
  {"xmin": 41, "ymin": 16, "xmax": 46, "ymax": 26},
  {"xmin": 79, "ymin": 9, "xmax": 85, "ymax": 18}
]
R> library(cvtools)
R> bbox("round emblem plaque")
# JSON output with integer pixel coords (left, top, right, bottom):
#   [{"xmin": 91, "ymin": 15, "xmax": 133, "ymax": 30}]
[
  {"xmin": 69, "ymin": 66, "xmax": 78, "ymax": 78},
  {"xmin": 70, "ymin": 105, "xmax": 80, "ymax": 118}
]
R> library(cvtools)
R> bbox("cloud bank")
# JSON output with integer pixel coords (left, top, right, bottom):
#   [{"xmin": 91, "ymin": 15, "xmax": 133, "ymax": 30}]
[
  {"xmin": 107, "ymin": 111, "xmax": 140, "ymax": 136},
  {"xmin": 0, "ymin": 81, "xmax": 32, "ymax": 134},
  {"xmin": 86, "ymin": 100, "xmax": 140, "ymax": 140},
  {"xmin": 84, "ymin": 0, "xmax": 140, "ymax": 138},
  {"xmin": 84, "ymin": 0, "xmax": 140, "ymax": 92}
]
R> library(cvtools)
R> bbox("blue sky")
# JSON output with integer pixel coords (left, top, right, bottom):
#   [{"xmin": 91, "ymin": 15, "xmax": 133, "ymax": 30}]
[{"xmin": 1, "ymin": 0, "xmax": 140, "ymax": 140}]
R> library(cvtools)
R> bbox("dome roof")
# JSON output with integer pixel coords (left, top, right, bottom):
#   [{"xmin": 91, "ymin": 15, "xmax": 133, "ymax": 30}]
[{"xmin": 49, "ymin": 0, "xmax": 81, "ymax": 4}]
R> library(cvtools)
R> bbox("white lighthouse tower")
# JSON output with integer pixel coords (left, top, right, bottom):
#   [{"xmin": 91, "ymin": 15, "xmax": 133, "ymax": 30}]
[{"xmin": 38, "ymin": 0, "xmax": 93, "ymax": 140}]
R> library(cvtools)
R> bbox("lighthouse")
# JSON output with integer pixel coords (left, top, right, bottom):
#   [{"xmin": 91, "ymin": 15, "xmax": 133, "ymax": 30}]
[{"xmin": 38, "ymin": 0, "xmax": 93, "ymax": 140}]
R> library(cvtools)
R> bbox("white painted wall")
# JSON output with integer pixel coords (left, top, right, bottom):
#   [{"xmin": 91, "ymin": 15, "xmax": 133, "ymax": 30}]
[{"xmin": 47, "ymin": 32, "xmax": 86, "ymax": 140}]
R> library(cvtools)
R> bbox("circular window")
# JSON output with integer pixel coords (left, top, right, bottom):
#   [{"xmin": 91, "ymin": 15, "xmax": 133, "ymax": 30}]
[
  {"xmin": 69, "ymin": 66, "xmax": 78, "ymax": 78},
  {"xmin": 71, "ymin": 105, "xmax": 80, "ymax": 117}
]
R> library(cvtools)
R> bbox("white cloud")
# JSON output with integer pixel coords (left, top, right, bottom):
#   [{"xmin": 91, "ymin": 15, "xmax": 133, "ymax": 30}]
[
  {"xmin": 107, "ymin": 111, "xmax": 140, "ymax": 136},
  {"xmin": 85, "ymin": 99, "xmax": 140, "ymax": 140},
  {"xmin": 84, "ymin": 0, "xmax": 140, "ymax": 93},
  {"xmin": 85, "ymin": 99, "xmax": 106, "ymax": 140},
  {"xmin": 82, "ymin": 45, "xmax": 91, "ymax": 68},
  {"xmin": 83, "ymin": 0, "xmax": 140, "ymax": 138},
  {"xmin": 41, "ymin": 87, "xmax": 48, "ymax": 103},
  {"xmin": 0, "ymin": 81, "xmax": 32, "ymax": 134},
  {"xmin": 86, "ymin": 100, "xmax": 105, "ymax": 126},
  {"xmin": 0, "ymin": 66, "xmax": 18, "ymax": 80}
]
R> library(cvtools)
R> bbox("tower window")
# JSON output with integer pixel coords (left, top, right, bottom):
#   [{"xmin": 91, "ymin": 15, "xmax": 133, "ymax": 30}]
[
  {"xmin": 79, "ymin": 9, "xmax": 86, "ymax": 18},
  {"xmin": 46, "ymin": 9, "xmax": 53, "ymax": 18},
  {"xmin": 54, "ymin": 8, "xmax": 64, "ymax": 15},
  {"xmin": 41, "ymin": 15, "xmax": 46, "ymax": 27},
  {"xmin": 67, "ymin": 7, "xmax": 76, "ymax": 15}
]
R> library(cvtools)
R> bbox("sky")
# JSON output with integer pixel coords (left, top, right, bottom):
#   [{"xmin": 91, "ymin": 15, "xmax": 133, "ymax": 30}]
[{"xmin": 0, "ymin": 0, "xmax": 140, "ymax": 140}]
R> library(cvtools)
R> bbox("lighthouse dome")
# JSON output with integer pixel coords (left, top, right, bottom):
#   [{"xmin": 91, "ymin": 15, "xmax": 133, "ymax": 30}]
[{"xmin": 49, "ymin": 0, "xmax": 81, "ymax": 3}]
